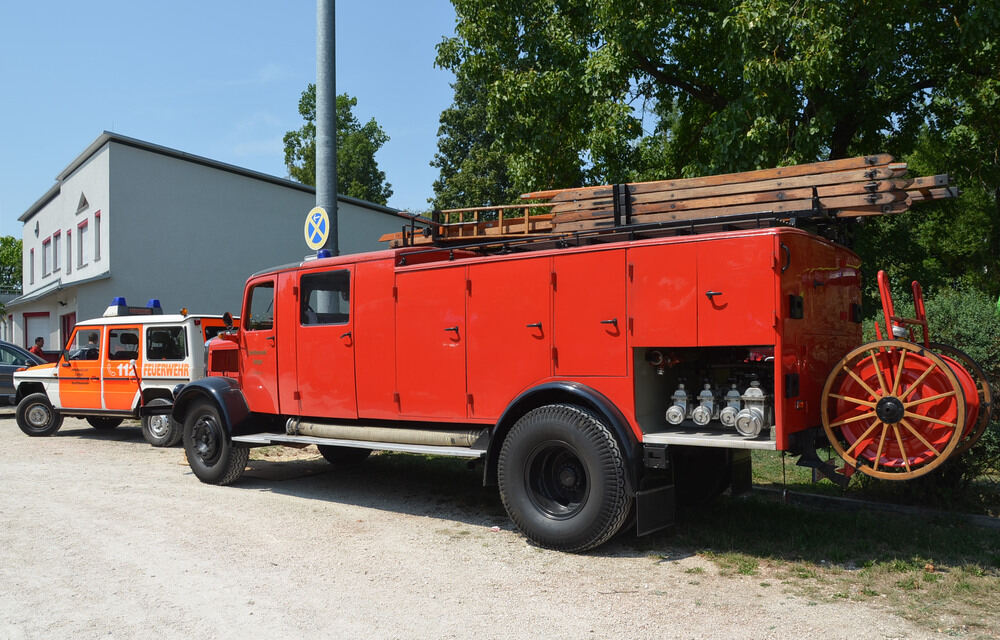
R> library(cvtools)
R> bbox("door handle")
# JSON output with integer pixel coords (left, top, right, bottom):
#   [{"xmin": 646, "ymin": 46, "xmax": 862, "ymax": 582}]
[
  {"xmin": 526, "ymin": 322, "xmax": 542, "ymax": 329},
  {"xmin": 600, "ymin": 318, "xmax": 618, "ymax": 329},
  {"xmin": 266, "ymin": 336, "xmax": 275, "ymax": 344},
  {"xmin": 444, "ymin": 326, "xmax": 459, "ymax": 334},
  {"xmin": 705, "ymin": 291, "xmax": 722, "ymax": 298},
  {"xmin": 340, "ymin": 331, "xmax": 352, "ymax": 339}
]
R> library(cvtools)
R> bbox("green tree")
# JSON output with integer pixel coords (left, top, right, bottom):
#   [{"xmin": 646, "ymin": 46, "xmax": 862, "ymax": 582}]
[
  {"xmin": 0, "ymin": 236, "xmax": 22, "ymax": 293},
  {"xmin": 284, "ymin": 86, "xmax": 393, "ymax": 205},
  {"xmin": 433, "ymin": 1, "xmax": 998, "ymax": 204}
]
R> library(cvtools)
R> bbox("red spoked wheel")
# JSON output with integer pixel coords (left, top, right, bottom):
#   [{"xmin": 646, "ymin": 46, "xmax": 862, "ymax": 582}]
[
  {"xmin": 822, "ymin": 340, "xmax": 968, "ymax": 480},
  {"xmin": 929, "ymin": 342, "xmax": 992, "ymax": 456}
]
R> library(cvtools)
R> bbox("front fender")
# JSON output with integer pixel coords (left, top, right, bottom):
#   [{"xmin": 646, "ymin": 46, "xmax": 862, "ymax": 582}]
[{"xmin": 172, "ymin": 377, "xmax": 250, "ymax": 435}]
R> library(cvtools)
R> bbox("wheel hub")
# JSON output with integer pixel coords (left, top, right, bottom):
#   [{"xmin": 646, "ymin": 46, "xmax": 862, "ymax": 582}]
[
  {"xmin": 558, "ymin": 465, "xmax": 579, "ymax": 489},
  {"xmin": 148, "ymin": 415, "xmax": 169, "ymax": 438},
  {"xmin": 27, "ymin": 405, "xmax": 49, "ymax": 427},
  {"xmin": 875, "ymin": 396, "xmax": 904, "ymax": 424},
  {"xmin": 192, "ymin": 417, "xmax": 219, "ymax": 460}
]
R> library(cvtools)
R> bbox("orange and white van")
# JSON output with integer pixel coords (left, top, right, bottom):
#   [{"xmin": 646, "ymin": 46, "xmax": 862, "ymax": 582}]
[{"xmin": 13, "ymin": 298, "xmax": 235, "ymax": 446}]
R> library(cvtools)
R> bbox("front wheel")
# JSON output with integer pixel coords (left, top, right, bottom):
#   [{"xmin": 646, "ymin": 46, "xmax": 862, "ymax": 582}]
[
  {"xmin": 142, "ymin": 398, "xmax": 182, "ymax": 447},
  {"xmin": 182, "ymin": 401, "xmax": 248, "ymax": 485},
  {"xmin": 87, "ymin": 416, "xmax": 123, "ymax": 431},
  {"xmin": 498, "ymin": 404, "xmax": 632, "ymax": 552},
  {"xmin": 16, "ymin": 393, "xmax": 64, "ymax": 437}
]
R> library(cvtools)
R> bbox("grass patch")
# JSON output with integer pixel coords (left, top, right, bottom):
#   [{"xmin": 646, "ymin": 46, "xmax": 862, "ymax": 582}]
[{"xmin": 636, "ymin": 494, "xmax": 1000, "ymax": 636}]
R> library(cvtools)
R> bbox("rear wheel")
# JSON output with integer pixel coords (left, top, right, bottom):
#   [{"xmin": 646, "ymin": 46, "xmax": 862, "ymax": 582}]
[
  {"xmin": 87, "ymin": 416, "xmax": 123, "ymax": 431},
  {"xmin": 317, "ymin": 445, "xmax": 371, "ymax": 465},
  {"xmin": 16, "ymin": 393, "xmax": 63, "ymax": 437},
  {"xmin": 498, "ymin": 404, "xmax": 631, "ymax": 552},
  {"xmin": 183, "ymin": 401, "xmax": 248, "ymax": 485},
  {"xmin": 142, "ymin": 398, "xmax": 182, "ymax": 447}
]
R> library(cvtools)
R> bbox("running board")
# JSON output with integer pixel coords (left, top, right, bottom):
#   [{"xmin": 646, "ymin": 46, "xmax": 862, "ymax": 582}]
[
  {"xmin": 231, "ymin": 433, "xmax": 486, "ymax": 459},
  {"xmin": 642, "ymin": 429, "xmax": 777, "ymax": 450}
]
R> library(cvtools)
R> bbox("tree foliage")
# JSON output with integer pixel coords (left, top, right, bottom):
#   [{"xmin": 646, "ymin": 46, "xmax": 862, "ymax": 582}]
[
  {"xmin": 0, "ymin": 236, "xmax": 22, "ymax": 293},
  {"xmin": 284, "ymin": 86, "xmax": 393, "ymax": 205},
  {"xmin": 432, "ymin": 2, "xmax": 998, "ymax": 246}
]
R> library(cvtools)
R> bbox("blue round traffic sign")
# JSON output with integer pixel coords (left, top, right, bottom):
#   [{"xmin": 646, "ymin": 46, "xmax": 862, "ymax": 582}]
[{"xmin": 304, "ymin": 207, "xmax": 330, "ymax": 250}]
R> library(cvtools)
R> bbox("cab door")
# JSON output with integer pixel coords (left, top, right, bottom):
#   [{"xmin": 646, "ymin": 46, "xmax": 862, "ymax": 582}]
[
  {"xmin": 102, "ymin": 325, "xmax": 141, "ymax": 411},
  {"xmin": 58, "ymin": 327, "xmax": 105, "ymax": 410},
  {"xmin": 241, "ymin": 278, "xmax": 279, "ymax": 414},
  {"xmin": 294, "ymin": 266, "xmax": 357, "ymax": 419}
]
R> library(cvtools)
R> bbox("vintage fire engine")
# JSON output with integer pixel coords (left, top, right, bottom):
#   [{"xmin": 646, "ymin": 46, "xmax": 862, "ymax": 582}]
[
  {"xmin": 14, "ymin": 298, "xmax": 234, "ymax": 447},
  {"xmin": 159, "ymin": 155, "xmax": 992, "ymax": 551}
]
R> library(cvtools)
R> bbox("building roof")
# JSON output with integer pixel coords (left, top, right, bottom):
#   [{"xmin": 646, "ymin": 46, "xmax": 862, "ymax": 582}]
[{"xmin": 19, "ymin": 131, "xmax": 411, "ymax": 223}]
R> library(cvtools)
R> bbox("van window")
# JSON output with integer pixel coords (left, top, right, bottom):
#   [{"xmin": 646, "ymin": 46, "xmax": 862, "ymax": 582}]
[
  {"xmin": 301, "ymin": 270, "xmax": 350, "ymax": 325},
  {"xmin": 68, "ymin": 330, "xmax": 101, "ymax": 361},
  {"xmin": 246, "ymin": 282, "xmax": 275, "ymax": 331},
  {"xmin": 108, "ymin": 329, "xmax": 139, "ymax": 361},
  {"xmin": 146, "ymin": 326, "xmax": 187, "ymax": 361}
]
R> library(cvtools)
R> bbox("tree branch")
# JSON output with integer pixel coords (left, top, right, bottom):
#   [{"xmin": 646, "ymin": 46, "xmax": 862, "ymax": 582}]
[{"xmin": 635, "ymin": 56, "xmax": 728, "ymax": 111}]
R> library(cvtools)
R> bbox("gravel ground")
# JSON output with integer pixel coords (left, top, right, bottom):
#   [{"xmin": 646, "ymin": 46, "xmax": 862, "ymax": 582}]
[{"xmin": 0, "ymin": 415, "xmax": 942, "ymax": 639}]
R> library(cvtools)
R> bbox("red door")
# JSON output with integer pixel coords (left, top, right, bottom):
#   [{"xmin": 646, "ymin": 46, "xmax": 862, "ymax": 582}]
[
  {"xmin": 395, "ymin": 266, "xmax": 467, "ymax": 418},
  {"xmin": 697, "ymin": 236, "xmax": 776, "ymax": 346},
  {"xmin": 241, "ymin": 278, "xmax": 279, "ymax": 414},
  {"xmin": 295, "ymin": 266, "xmax": 357, "ymax": 419},
  {"xmin": 468, "ymin": 257, "xmax": 551, "ymax": 418},
  {"xmin": 58, "ymin": 327, "xmax": 104, "ymax": 410},
  {"xmin": 60, "ymin": 313, "xmax": 77, "ymax": 350},
  {"xmin": 554, "ymin": 250, "xmax": 626, "ymax": 377},
  {"xmin": 627, "ymin": 243, "xmax": 699, "ymax": 346}
]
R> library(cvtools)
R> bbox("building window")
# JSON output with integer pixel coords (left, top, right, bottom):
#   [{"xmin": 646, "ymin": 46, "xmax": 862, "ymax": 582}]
[
  {"xmin": 94, "ymin": 211, "xmax": 101, "ymax": 262},
  {"xmin": 66, "ymin": 229, "xmax": 72, "ymax": 274},
  {"xmin": 52, "ymin": 232, "xmax": 61, "ymax": 272},
  {"xmin": 29, "ymin": 249, "xmax": 34, "ymax": 285},
  {"xmin": 42, "ymin": 238, "xmax": 51, "ymax": 277},
  {"xmin": 77, "ymin": 220, "xmax": 88, "ymax": 268}
]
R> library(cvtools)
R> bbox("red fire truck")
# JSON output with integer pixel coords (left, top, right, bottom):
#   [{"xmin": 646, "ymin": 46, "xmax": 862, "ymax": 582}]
[{"xmin": 158, "ymin": 156, "xmax": 991, "ymax": 551}]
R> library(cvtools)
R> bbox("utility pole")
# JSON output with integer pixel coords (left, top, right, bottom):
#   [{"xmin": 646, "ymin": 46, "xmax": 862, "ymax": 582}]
[{"xmin": 316, "ymin": 0, "xmax": 338, "ymax": 255}]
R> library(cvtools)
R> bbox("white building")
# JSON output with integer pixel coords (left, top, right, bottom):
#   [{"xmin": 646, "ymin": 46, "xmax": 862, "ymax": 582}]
[{"xmin": 8, "ymin": 131, "xmax": 415, "ymax": 354}]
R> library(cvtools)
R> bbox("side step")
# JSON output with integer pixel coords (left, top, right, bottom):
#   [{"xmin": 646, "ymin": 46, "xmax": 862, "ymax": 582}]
[{"xmin": 231, "ymin": 432, "xmax": 486, "ymax": 459}]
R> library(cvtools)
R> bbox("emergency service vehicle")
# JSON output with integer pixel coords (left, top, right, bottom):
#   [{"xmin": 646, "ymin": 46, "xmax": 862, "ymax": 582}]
[{"xmin": 14, "ymin": 298, "xmax": 234, "ymax": 447}]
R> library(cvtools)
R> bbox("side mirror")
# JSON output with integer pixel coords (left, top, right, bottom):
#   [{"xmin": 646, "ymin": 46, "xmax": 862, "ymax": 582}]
[{"xmin": 223, "ymin": 312, "xmax": 233, "ymax": 329}]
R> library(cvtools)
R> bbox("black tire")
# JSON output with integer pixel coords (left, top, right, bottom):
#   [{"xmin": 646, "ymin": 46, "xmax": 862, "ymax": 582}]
[
  {"xmin": 182, "ymin": 401, "xmax": 248, "ymax": 485},
  {"xmin": 87, "ymin": 416, "xmax": 123, "ymax": 431},
  {"xmin": 317, "ymin": 445, "xmax": 371, "ymax": 465},
  {"xmin": 498, "ymin": 404, "xmax": 632, "ymax": 552},
  {"xmin": 16, "ymin": 393, "xmax": 64, "ymax": 437},
  {"xmin": 672, "ymin": 446, "xmax": 731, "ymax": 506},
  {"xmin": 142, "ymin": 398, "xmax": 182, "ymax": 447}
]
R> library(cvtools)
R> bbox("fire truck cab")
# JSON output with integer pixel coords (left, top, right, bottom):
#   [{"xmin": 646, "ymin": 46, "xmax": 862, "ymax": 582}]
[
  {"xmin": 170, "ymin": 226, "xmax": 862, "ymax": 551},
  {"xmin": 14, "ymin": 298, "xmax": 233, "ymax": 447}
]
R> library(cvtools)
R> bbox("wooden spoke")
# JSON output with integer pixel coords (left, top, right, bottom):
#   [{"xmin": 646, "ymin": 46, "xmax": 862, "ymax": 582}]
[
  {"xmin": 899, "ymin": 418, "xmax": 942, "ymax": 457},
  {"xmin": 829, "ymin": 394, "xmax": 877, "ymax": 408},
  {"xmin": 872, "ymin": 422, "xmax": 889, "ymax": 471},
  {"xmin": 892, "ymin": 425, "xmax": 912, "ymax": 473},
  {"xmin": 891, "ymin": 349, "xmax": 907, "ymax": 395},
  {"xmin": 899, "ymin": 362, "xmax": 938, "ymax": 401},
  {"xmin": 868, "ymin": 350, "xmax": 890, "ymax": 395},
  {"xmin": 829, "ymin": 411, "xmax": 878, "ymax": 429},
  {"xmin": 902, "ymin": 390, "xmax": 957, "ymax": 408},
  {"xmin": 902, "ymin": 411, "xmax": 957, "ymax": 428},
  {"xmin": 844, "ymin": 367, "xmax": 881, "ymax": 399},
  {"xmin": 845, "ymin": 420, "xmax": 883, "ymax": 457}
]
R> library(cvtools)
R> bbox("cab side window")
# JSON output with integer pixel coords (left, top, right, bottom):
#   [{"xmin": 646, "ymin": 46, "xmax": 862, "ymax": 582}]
[
  {"xmin": 108, "ymin": 329, "xmax": 139, "ymax": 361},
  {"xmin": 301, "ymin": 270, "xmax": 350, "ymax": 326},
  {"xmin": 246, "ymin": 282, "xmax": 275, "ymax": 331},
  {"xmin": 0, "ymin": 346, "xmax": 30, "ymax": 366},
  {"xmin": 68, "ymin": 330, "xmax": 101, "ymax": 361},
  {"xmin": 146, "ymin": 327, "xmax": 187, "ymax": 361}
]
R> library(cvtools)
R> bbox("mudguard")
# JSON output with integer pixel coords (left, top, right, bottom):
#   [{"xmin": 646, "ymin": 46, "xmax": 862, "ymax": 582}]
[
  {"xmin": 486, "ymin": 381, "xmax": 643, "ymax": 494},
  {"xmin": 172, "ymin": 377, "xmax": 251, "ymax": 435}
]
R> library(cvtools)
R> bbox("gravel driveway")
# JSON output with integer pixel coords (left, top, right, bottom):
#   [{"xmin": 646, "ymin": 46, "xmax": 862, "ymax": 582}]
[{"xmin": 0, "ymin": 416, "xmax": 938, "ymax": 639}]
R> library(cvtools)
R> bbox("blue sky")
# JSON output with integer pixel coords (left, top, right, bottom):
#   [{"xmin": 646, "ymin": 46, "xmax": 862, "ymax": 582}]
[{"xmin": 0, "ymin": 0, "xmax": 458, "ymax": 239}]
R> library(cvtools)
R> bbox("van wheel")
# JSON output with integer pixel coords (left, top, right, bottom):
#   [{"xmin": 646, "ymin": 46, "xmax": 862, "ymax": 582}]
[
  {"xmin": 142, "ymin": 398, "xmax": 182, "ymax": 447},
  {"xmin": 183, "ymin": 401, "xmax": 248, "ymax": 485},
  {"xmin": 16, "ymin": 393, "xmax": 64, "ymax": 437},
  {"xmin": 317, "ymin": 445, "xmax": 371, "ymax": 465},
  {"xmin": 498, "ymin": 404, "xmax": 631, "ymax": 552},
  {"xmin": 87, "ymin": 417, "xmax": 123, "ymax": 431}
]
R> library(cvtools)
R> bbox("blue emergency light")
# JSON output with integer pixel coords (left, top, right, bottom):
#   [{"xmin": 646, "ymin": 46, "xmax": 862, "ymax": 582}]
[
  {"xmin": 317, "ymin": 249, "xmax": 332, "ymax": 259},
  {"xmin": 103, "ymin": 296, "xmax": 165, "ymax": 317}
]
